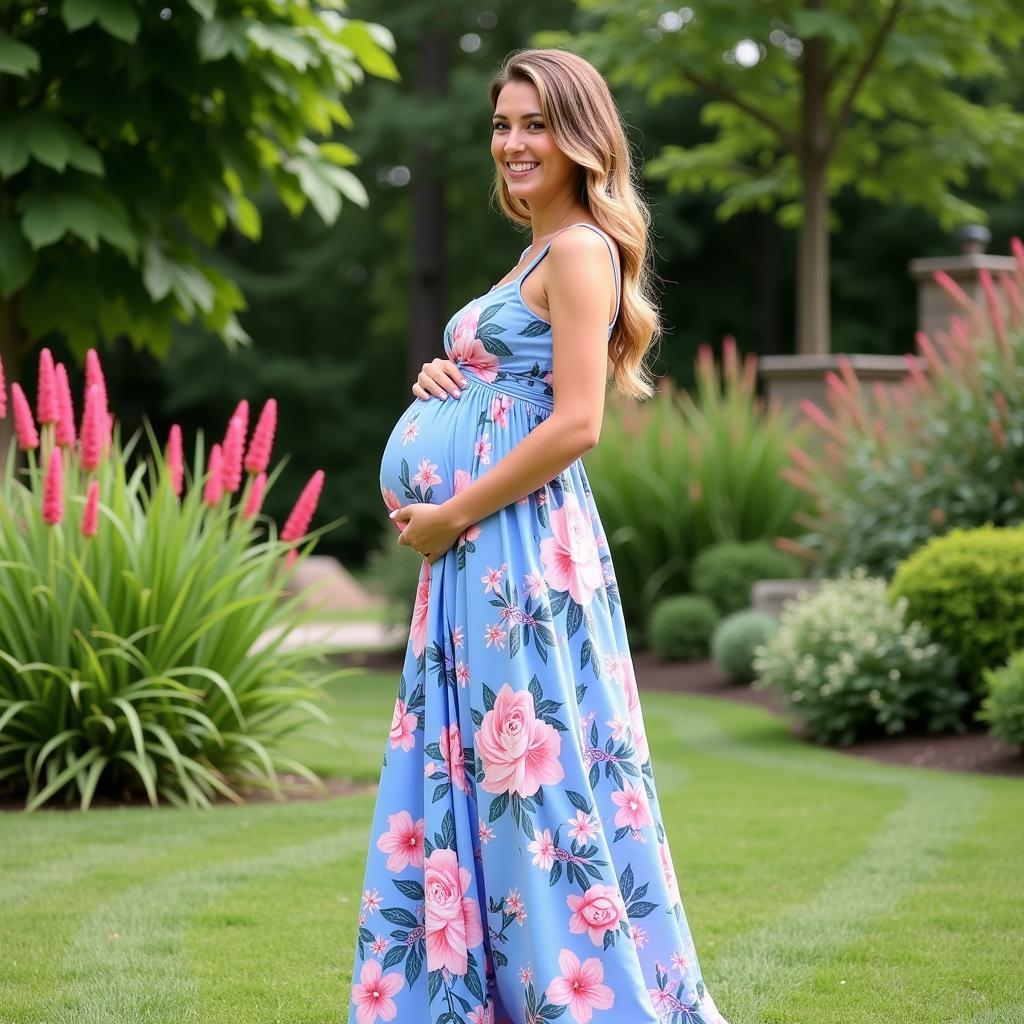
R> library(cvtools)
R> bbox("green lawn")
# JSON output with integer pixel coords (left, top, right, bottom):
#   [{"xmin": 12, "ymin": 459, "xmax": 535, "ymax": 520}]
[{"xmin": 2, "ymin": 671, "xmax": 1022, "ymax": 1024}]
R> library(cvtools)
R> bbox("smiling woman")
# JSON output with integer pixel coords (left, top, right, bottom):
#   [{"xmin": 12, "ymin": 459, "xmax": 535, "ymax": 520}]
[{"xmin": 349, "ymin": 48, "xmax": 730, "ymax": 1024}]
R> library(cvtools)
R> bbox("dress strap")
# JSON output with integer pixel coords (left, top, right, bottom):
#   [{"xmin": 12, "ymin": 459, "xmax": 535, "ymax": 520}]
[{"xmin": 519, "ymin": 222, "xmax": 621, "ymax": 329}]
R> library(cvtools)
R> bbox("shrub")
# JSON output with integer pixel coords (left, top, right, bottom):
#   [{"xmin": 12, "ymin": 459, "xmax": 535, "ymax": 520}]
[
  {"xmin": 712, "ymin": 610, "xmax": 778, "ymax": 683},
  {"xmin": 753, "ymin": 568, "xmax": 967, "ymax": 746},
  {"xmin": 0, "ymin": 349, "xmax": 344, "ymax": 811},
  {"xmin": 585, "ymin": 337, "xmax": 810, "ymax": 625},
  {"xmin": 789, "ymin": 239, "xmax": 1024, "ymax": 576},
  {"xmin": 647, "ymin": 595, "xmax": 720, "ymax": 661},
  {"xmin": 890, "ymin": 525, "xmax": 1024, "ymax": 694},
  {"xmin": 979, "ymin": 653, "xmax": 1024, "ymax": 748},
  {"xmin": 692, "ymin": 541, "xmax": 803, "ymax": 615}
]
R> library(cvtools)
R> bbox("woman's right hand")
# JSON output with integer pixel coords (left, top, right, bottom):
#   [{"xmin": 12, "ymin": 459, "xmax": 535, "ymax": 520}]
[{"xmin": 412, "ymin": 358, "xmax": 468, "ymax": 401}]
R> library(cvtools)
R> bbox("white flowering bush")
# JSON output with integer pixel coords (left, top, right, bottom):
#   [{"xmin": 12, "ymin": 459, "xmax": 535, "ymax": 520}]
[{"xmin": 752, "ymin": 569, "xmax": 967, "ymax": 746}]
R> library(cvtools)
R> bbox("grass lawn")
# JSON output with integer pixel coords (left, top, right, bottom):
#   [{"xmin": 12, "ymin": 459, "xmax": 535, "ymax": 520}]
[{"xmin": 2, "ymin": 670, "xmax": 1022, "ymax": 1024}]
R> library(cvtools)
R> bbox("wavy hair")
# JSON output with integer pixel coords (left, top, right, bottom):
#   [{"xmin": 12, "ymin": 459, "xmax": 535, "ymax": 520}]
[{"xmin": 488, "ymin": 48, "xmax": 661, "ymax": 399}]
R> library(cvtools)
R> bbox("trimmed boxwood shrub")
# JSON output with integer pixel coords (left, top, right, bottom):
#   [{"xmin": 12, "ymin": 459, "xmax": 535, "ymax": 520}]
[
  {"xmin": 753, "ymin": 568, "xmax": 966, "ymax": 746},
  {"xmin": 647, "ymin": 594, "xmax": 720, "ymax": 661},
  {"xmin": 691, "ymin": 541, "xmax": 802, "ymax": 615},
  {"xmin": 979, "ymin": 653, "xmax": 1024, "ymax": 749},
  {"xmin": 712, "ymin": 610, "xmax": 778, "ymax": 683},
  {"xmin": 890, "ymin": 525, "xmax": 1024, "ymax": 694}
]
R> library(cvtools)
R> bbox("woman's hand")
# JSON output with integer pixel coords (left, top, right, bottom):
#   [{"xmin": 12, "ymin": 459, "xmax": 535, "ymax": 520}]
[
  {"xmin": 412, "ymin": 358, "xmax": 468, "ymax": 401},
  {"xmin": 391, "ymin": 502, "xmax": 464, "ymax": 564}
]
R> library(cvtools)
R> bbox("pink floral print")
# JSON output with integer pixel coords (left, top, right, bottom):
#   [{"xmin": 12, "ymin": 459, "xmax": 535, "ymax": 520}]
[
  {"xmin": 540, "ymin": 491, "xmax": 603, "ymax": 607},
  {"xmin": 375, "ymin": 811, "xmax": 425, "ymax": 872},
  {"xmin": 424, "ymin": 848, "xmax": 484, "ymax": 976},
  {"xmin": 449, "ymin": 305, "xmax": 500, "ymax": 382},
  {"xmin": 439, "ymin": 723, "xmax": 469, "ymax": 794},
  {"xmin": 389, "ymin": 699, "xmax": 416, "ymax": 752},
  {"xmin": 351, "ymin": 959, "xmax": 404, "ymax": 1024},
  {"xmin": 566, "ymin": 885, "xmax": 627, "ymax": 947},
  {"xmin": 546, "ymin": 948, "xmax": 614, "ymax": 1023}
]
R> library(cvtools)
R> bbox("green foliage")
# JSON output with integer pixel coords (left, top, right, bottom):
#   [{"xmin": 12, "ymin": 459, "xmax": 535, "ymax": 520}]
[
  {"xmin": 692, "ymin": 540, "xmax": 802, "ymax": 616},
  {"xmin": 550, "ymin": 1, "xmax": 1024, "ymax": 230},
  {"xmin": 585, "ymin": 338, "xmax": 809, "ymax": 625},
  {"xmin": 0, "ymin": 0, "xmax": 397, "ymax": 361},
  {"xmin": 890, "ymin": 525, "xmax": 1024, "ymax": 694},
  {"xmin": 0, "ymin": 418, "xmax": 346, "ymax": 812},
  {"xmin": 646, "ymin": 594, "xmax": 720, "ymax": 662},
  {"xmin": 753, "ymin": 569, "xmax": 966, "ymax": 746},
  {"xmin": 365, "ymin": 522, "xmax": 423, "ymax": 631},
  {"xmin": 793, "ymin": 253, "xmax": 1024, "ymax": 576},
  {"xmin": 979, "ymin": 652, "xmax": 1024, "ymax": 749},
  {"xmin": 712, "ymin": 609, "xmax": 778, "ymax": 684}
]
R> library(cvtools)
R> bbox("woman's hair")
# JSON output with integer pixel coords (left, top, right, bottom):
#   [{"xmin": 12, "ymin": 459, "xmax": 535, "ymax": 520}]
[{"xmin": 488, "ymin": 47, "xmax": 661, "ymax": 400}]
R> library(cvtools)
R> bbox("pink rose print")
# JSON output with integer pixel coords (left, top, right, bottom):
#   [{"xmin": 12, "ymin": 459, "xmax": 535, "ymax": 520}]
[
  {"xmin": 351, "ymin": 958, "xmax": 404, "ymax": 1024},
  {"xmin": 546, "ymin": 947, "xmax": 614, "ymax": 1023},
  {"xmin": 424, "ymin": 848, "xmax": 484, "ymax": 976},
  {"xmin": 410, "ymin": 562, "xmax": 430, "ymax": 658},
  {"xmin": 375, "ymin": 810, "xmax": 425, "ymax": 872},
  {"xmin": 490, "ymin": 394, "xmax": 512, "ymax": 427},
  {"xmin": 449, "ymin": 305, "xmax": 500, "ymax": 382},
  {"xmin": 540, "ymin": 492, "xmax": 603, "ymax": 607},
  {"xmin": 476, "ymin": 684, "xmax": 564, "ymax": 797},
  {"xmin": 453, "ymin": 469, "xmax": 482, "ymax": 546},
  {"xmin": 621, "ymin": 656, "xmax": 650, "ymax": 765},
  {"xmin": 389, "ymin": 698, "xmax": 416, "ymax": 752},
  {"xmin": 439, "ymin": 723, "xmax": 469, "ymax": 794},
  {"xmin": 610, "ymin": 782, "xmax": 653, "ymax": 832},
  {"xmin": 566, "ymin": 884, "xmax": 627, "ymax": 947}
]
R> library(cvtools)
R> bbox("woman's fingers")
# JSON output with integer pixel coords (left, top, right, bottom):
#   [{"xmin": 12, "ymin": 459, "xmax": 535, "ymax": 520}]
[{"xmin": 411, "ymin": 359, "xmax": 469, "ymax": 400}]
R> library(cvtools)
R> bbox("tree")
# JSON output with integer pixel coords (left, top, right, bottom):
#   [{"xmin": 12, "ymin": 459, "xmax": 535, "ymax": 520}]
[
  {"xmin": 542, "ymin": 0, "xmax": 1024, "ymax": 354},
  {"xmin": 0, "ymin": 0, "xmax": 397, "ymax": 378}
]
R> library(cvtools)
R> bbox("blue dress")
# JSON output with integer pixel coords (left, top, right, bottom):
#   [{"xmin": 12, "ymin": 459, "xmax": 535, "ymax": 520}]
[{"xmin": 349, "ymin": 222, "xmax": 729, "ymax": 1024}]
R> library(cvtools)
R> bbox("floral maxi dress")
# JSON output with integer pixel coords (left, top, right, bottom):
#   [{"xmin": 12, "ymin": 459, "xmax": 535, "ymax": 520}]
[{"xmin": 348, "ymin": 222, "xmax": 730, "ymax": 1024}]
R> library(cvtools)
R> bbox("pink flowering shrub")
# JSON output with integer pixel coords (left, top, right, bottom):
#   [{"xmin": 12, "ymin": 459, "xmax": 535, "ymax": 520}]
[{"xmin": 0, "ymin": 348, "xmax": 340, "ymax": 811}]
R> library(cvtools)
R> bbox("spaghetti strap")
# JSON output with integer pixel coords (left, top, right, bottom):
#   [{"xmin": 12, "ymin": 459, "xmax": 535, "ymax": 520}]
[{"xmin": 519, "ymin": 221, "xmax": 621, "ymax": 329}]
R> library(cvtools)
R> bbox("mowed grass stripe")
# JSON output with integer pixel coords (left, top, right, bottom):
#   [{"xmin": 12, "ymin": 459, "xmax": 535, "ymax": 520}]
[
  {"xmin": 54, "ymin": 819, "xmax": 369, "ymax": 1024},
  {"xmin": 655, "ymin": 697, "xmax": 993, "ymax": 1023}
]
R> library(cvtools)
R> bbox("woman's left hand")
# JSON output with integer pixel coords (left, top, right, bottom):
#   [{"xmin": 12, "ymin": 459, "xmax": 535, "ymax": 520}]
[{"xmin": 391, "ymin": 503, "xmax": 463, "ymax": 564}]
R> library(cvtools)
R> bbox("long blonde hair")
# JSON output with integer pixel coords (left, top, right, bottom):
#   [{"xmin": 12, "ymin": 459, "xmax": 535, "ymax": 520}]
[{"xmin": 488, "ymin": 48, "xmax": 661, "ymax": 399}]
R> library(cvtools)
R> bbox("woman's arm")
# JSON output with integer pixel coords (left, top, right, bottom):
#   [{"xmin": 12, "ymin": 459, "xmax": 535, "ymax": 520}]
[{"xmin": 441, "ymin": 227, "xmax": 617, "ymax": 533}]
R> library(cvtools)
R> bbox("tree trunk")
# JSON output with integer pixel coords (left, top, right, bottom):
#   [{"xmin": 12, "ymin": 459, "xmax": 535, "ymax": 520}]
[
  {"xmin": 408, "ymin": 28, "xmax": 448, "ymax": 384},
  {"xmin": 756, "ymin": 211, "xmax": 780, "ymax": 355},
  {"xmin": 796, "ymin": 16, "xmax": 831, "ymax": 356}
]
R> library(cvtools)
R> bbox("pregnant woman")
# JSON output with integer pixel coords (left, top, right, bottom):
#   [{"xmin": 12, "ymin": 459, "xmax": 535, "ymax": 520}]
[{"xmin": 348, "ymin": 47, "xmax": 730, "ymax": 1024}]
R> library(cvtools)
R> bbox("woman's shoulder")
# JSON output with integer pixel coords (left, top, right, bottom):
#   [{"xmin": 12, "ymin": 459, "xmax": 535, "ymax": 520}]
[{"xmin": 547, "ymin": 221, "xmax": 620, "ymax": 277}]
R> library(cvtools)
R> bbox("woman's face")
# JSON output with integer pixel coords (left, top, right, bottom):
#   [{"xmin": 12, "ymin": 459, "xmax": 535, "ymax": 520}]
[{"xmin": 491, "ymin": 80, "xmax": 576, "ymax": 206}]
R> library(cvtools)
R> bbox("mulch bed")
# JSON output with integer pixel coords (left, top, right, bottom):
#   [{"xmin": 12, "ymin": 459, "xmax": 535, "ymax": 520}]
[{"xmin": 631, "ymin": 649, "xmax": 1024, "ymax": 779}]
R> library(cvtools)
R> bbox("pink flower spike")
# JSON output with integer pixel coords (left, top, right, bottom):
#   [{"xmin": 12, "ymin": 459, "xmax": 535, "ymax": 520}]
[
  {"xmin": 54, "ymin": 363, "xmax": 76, "ymax": 447},
  {"xmin": 85, "ymin": 348, "xmax": 111, "ymax": 445},
  {"xmin": 231, "ymin": 398, "xmax": 249, "ymax": 440},
  {"xmin": 220, "ymin": 414, "xmax": 245, "ymax": 493},
  {"xmin": 166, "ymin": 424, "xmax": 184, "ymax": 497},
  {"xmin": 0, "ymin": 352, "xmax": 6, "ymax": 418},
  {"xmin": 36, "ymin": 348, "xmax": 57, "ymax": 425},
  {"xmin": 244, "ymin": 398, "xmax": 277, "ymax": 474},
  {"xmin": 243, "ymin": 471, "xmax": 266, "ymax": 520},
  {"xmin": 204, "ymin": 444, "xmax": 224, "ymax": 505},
  {"xmin": 79, "ymin": 384, "xmax": 104, "ymax": 471},
  {"xmin": 81, "ymin": 479, "xmax": 99, "ymax": 538},
  {"xmin": 281, "ymin": 469, "xmax": 324, "ymax": 543},
  {"xmin": 1011, "ymin": 236, "xmax": 1024, "ymax": 275},
  {"xmin": 932, "ymin": 270, "xmax": 975, "ymax": 311},
  {"xmin": 11, "ymin": 383, "xmax": 39, "ymax": 450},
  {"xmin": 42, "ymin": 446, "xmax": 63, "ymax": 526}
]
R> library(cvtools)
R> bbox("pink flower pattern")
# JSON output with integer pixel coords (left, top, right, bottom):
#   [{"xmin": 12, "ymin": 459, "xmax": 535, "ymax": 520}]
[
  {"xmin": 375, "ymin": 811, "xmax": 425, "ymax": 873},
  {"xmin": 351, "ymin": 959, "xmax": 403, "ymax": 1024},
  {"xmin": 546, "ymin": 948, "xmax": 614, "ymax": 1023}
]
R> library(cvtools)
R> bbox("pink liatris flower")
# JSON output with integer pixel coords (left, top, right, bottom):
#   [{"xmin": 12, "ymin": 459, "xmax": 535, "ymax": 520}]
[
  {"xmin": 84, "ymin": 348, "xmax": 110, "ymax": 444},
  {"xmin": 243, "ymin": 471, "xmax": 266, "ymax": 520},
  {"xmin": 11, "ymin": 383, "xmax": 39, "ymax": 450},
  {"xmin": 375, "ymin": 810, "xmax": 425, "ymax": 872},
  {"xmin": 81, "ymin": 479, "xmax": 100, "ymax": 538},
  {"xmin": 546, "ymin": 947, "xmax": 615, "ymax": 1023},
  {"xmin": 540, "ymin": 492, "xmax": 603, "ymax": 608},
  {"xmin": 79, "ymin": 384, "xmax": 104, "ymax": 471},
  {"xmin": 423, "ymin": 847, "xmax": 484, "ymax": 975},
  {"xmin": 36, "ymin": 347, "xmax": 58, "ymax": 425},
  {"xmin": 350, "ymin": 958, "xmax": 404, "ymax": 1024},
  {"xmin": 0, "ymin": 352, "xmax": 6, "ymax": 418},
  {"xmin": 220, "ymin": 414, "xmax": 245, "ymax": 493},
  {"xmin": 204, "ymin": 444, "xmax": 224, "ymax": 505},
  {"xmin": 244, "ymin": 398, "xmax": 277, "ymax": 474},
  {"xmin": 166, "ymin": 424, "xmax": 184, "ymax": 497},
  {"xmin": 42, "ymin": 446, "xmax": 63, "ymax": 525},
  {"xmin": 231, "ymin": 398, "xmax": 249, "ymax": 443},
  {"xmin": 54, "ymin": 363, "xmax": 76, "ymax": 447},
  {"xmin": 281, "ymin": 469, "xmax": 324, "ymax": 543}
]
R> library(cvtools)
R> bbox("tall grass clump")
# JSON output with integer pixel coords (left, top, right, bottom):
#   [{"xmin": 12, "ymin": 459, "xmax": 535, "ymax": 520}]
[
  {"xmin": 789, "ymin": 238, "xmax": 1024, "ymax": 576},
  {"xmin": 585, "ymin": 337, "xmax": 809, "ymax": 624},
  {"xmin": 0, "ymin": 349, "xmax": 344, "ymax": 811}
]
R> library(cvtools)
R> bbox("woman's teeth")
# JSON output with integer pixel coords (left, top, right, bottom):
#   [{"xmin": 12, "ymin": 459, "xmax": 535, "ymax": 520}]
[{"xmin": 507, "ymin": 162, "xmax": 539, "ymax": 177}]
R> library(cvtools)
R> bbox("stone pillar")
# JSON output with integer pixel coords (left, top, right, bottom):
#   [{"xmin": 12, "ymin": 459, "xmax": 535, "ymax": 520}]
[{"xmin": 908, "ymin": 225, "xmax": 1016, "ymax": 338}]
